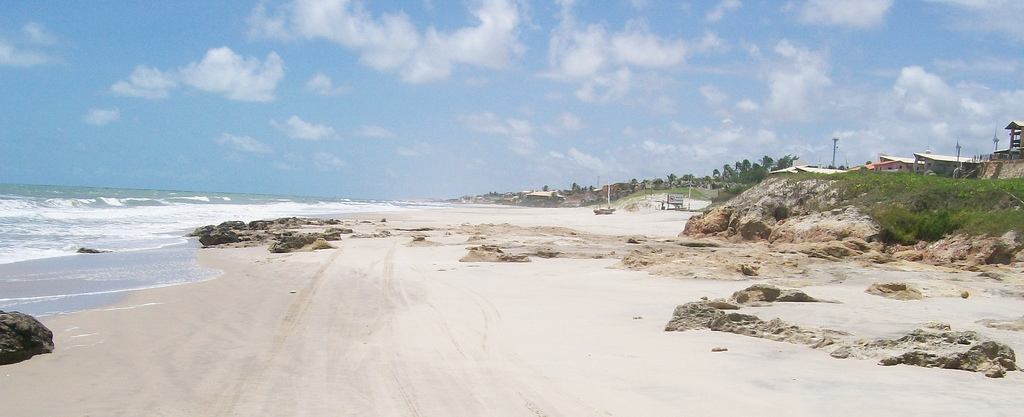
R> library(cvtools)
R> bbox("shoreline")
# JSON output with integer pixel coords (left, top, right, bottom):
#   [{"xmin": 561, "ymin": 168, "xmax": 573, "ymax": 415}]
[
  {"xmin": 0, "ymin": 239, "xmax": 219, "ymax": 317},
  {"xmin": 3, "ymin": 205, "xmax": 1023, "ymax": 416}
]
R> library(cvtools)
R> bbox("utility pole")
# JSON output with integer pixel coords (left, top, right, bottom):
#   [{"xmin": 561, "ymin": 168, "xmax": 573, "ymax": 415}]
[
  {"xmin": 831, "ymin": 137, "xmax": 839, "ymax": 168},
  {"xmin": 955, "ymin": 141, "xmax": 962, "ymax": 179}
]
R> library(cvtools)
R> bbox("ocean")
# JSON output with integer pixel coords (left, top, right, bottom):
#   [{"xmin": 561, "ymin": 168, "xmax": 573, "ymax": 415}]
[{"xmin": 0, "ymin": 183, "xmax": 441, "ymax": 317}]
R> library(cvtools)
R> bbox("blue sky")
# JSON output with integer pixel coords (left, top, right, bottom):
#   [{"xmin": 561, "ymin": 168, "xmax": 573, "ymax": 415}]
[{"xmin": 2, "ymin": 1, "xmax": 1022, "ymax": 199}]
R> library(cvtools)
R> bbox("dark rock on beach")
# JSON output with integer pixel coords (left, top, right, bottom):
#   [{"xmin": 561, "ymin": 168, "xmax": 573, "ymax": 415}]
[
  {"xmin": 268, "ymin": 232, "xmax": 335, "ymax": 253},
  {"xmin": 76, "ymin": 247, "xmax": 111, "ymax": 254},
  {"xmin": 0, "ymin": 310, "xmax": 54, "ymax": 365},
  {"xmin": 190, "ymin": 221, "xmax": 244, "ymax": 247},
  {"xmin": 730, "ymin": 284, "xmax": 825, "ymax": 305},
  {"xmin": 189, "ymin": 217, "xmax": 348, "ymax": 251}
]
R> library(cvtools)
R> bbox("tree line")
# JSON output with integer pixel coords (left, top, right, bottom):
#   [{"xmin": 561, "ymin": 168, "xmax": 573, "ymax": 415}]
[{"xmin": 559, "ymin": 154, "xmax": 798, "ymax": 196}]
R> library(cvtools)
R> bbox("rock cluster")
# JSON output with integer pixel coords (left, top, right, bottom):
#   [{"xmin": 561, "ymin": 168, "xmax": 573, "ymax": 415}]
[
  {"xmin": 837, "ymin": 330, "xmax": 1019, "ymax": 378},
  {"xmin": 664, "ymin": 301, "xmax": 835, "ymax": 345},
  {"xmin": 189, "ymin": 217, "xmax": 350, "ymax": 253},
  {"xmin": 730, "ymin": 284, "xmax": 825, "ymax": 305},
  {"xmin": 0, "ymin": 310, "xmax": 54, "ymax": 365},
  {"xmin": 865, "ymin": 282, "xmax": 923, "ymax": 300},
  {"xmin": 665, "ymin": 299, "xmax": 1020, "ymax": 378}
]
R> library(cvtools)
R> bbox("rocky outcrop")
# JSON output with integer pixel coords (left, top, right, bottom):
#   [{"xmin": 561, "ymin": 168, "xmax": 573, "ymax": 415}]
[
  {"xmin": 921, "ymin": 231, "xmax": 1024, "ymax": 268},
  {"xmin": 683, "ymin": 177, "xmax": 1022, "ymax": 268},
  {"xmin": 681, "ymin": 207, "xmax": 732, "ymax": 236},
  {"xmin": 664, "ymin": 301, "xmax": 836, "ymax": 345},
  {"xmin": 190, "ymin": 221, "xmax": 247, "ymax": 246},
  {"xmin": 682, "ymin": 178, "xmax": 880, "ymax": 245},
  {"xmin": 866, "ymin": 282, "xmax": 923, "ymax": 300},
  {"xmin": 0, "ymin": 311, "xmax": 54, "ymax": 365},
  {"xmin": 459, "ymin": 245, "xmax": 531, "ymax": 263},
  {"xmin": 845, "ymin": 330, "xmax": 1019, "ymax": 378},
  {"xmin": 665, "ymin": 301, "xmax": 1020, "ymax": 377},
  {"xmin": 189, "ymin": 217, "xmax": 348, "ymax": 252},
  {"xmin": 268, "ymin": 233, "xmax": 338, "ymax": 253},
  {"xmin": 769, "ymin": 206, "xmax": 882, "ymax": 244},
  {"xmin": 730, "ymin": 284, "xmax": 826, "ymax": 305}
]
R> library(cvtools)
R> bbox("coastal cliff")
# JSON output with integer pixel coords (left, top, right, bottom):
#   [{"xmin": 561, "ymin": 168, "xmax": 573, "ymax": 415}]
[{"xmin": 682, "ymin": 175, "xmax": 1024, "ymax": 269}]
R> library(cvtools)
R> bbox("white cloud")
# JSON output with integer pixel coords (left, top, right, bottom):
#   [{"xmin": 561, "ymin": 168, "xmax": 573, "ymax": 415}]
[
  {"xmin": 0, "ymin": 40, "xmax": 52, "ymax": 68},
  {"xmin": 110, "ymin": 65, "xmax": 178, "ymax": 99},
  {"xmin": 22, "ymin": 22, "xmax": 56, "ymax": 45},
  {"xmin": 305, "ymin": 72, "xmax": 348, "ymax": 96},
  {"xmin": 893, "ymin": 66, "xmax": 957, "ymax": 120},
  {"xmin": 270, "ymin": 116, "xmax": 340, "ymax": 140},
  {"xmin": 642, "ymin": 139, "xmax": 677, "ymax": 154},
  {"xmin": 0, "ymin": 21, "xmax": 58, "ymax": 68},
  {"xmin": 179, "ymin": 47, "xmax": 284, "ymax": 102},
  {"xmin": 354, "ymin": 125, "xmax": 397, "ymax": 138},
  {"xmin": 546, "ymin": 4, "xmax": 720, "ymax": 107},
  {"xmin": 736, "ymin": 99, "xmax": 760, "ymax": 111},
  {"xmin": 706, "ymin": 0, "xmax": 741, "ymax": 22},
  {"xmin": 214, "ymin": 133, "xmax": 273, "ymax": 153},
  {"xmin": 548, "ymin": 17, "xmax": 689, "ymax": 82},
  {"xmin": 397, "ymin": 140, "xmax": 431, "ymax": 157},
  {"xmin": 250, "ymin": 0, "xmax": 524, "ymax": 84},
  {"xmin": 459, "ymin": 111, "xmax": 537, "ymax": 155},
  {"xmin": 699, "ymin": 85, "xmax": 728, "ymax": 105},
  {"xmin": 566, "ymin": 147, "xmax": 605, "ymax": 172},
  {"xmin": 82, "ymin": 107, "xmax": 120, "ymax": 126},
  {"xmin": 313, "ymin": 151, "xmax": 346, "ymax": 170},
  {"xmin": 610, "ymin": 20, "xmax": 689, "ymax": 68},
  {"xmin": 575, "ymin": 67, "xmax": 632, "ymax": 103},
  {"xmin": 797, "ymin": 0, "xmax": 893, "ymax": 28},
  {"xmin": 764, "ymin": 40, "xmax": 833, "ymax": 121},
  {"xmin": 544, "ymin": 112, "xmax": 584, "ymax": 135}
]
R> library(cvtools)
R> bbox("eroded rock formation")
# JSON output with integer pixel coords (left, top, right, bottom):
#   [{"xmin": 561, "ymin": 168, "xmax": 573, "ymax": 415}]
[{"xmin": 459, "ymin": 245, "xmax": 531, "ymax": 263}]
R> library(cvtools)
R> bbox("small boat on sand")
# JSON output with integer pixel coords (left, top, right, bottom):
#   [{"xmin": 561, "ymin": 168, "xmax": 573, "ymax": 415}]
[{"xmin": 594, "ymin": 180, "xmax": 615, "ymax": 215}]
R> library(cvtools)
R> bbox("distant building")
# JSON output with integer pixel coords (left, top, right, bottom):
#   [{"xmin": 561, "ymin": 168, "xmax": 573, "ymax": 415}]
[
  {"xmin": 525, "ymin": 191, "xmax": 563, "ymax": 200},
  {"xmin": 769, "ymin": 165, "xmax": 846, "ymax": 175},
  {"xmin": 993, "ymin": 121, "xmax": 1023, "ymax": 160},
  {"xmin": 869, "ymin": 155, "xmax": 917, "ymax": 172},
  {"xmin": 914, "ymin": 152, "xmax": 981, "ymax": 177}
]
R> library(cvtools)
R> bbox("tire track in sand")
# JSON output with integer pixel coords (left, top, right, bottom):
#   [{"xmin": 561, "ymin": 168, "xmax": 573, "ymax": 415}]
[
  {"xmin": 371, "ymin": 243, "xmax": 424, "ymax": 416},
  {"xmin": 219, "ymin": 247, "xmax": 344, "ymax": 416}
]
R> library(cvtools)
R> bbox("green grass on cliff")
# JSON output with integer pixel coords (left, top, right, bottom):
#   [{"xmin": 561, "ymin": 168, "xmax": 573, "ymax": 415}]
[{"xmin": 822, "ymin": 172, "xmax": 1024, "ymax": 244}]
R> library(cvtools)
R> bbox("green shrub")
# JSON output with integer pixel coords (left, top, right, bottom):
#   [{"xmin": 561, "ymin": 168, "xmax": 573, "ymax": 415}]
[
  {"xmin": 873, "ymin": 206, "xmax": 961, "ymax": 244},
  {"xmin": 821, "ymin": 173, "xmax": 1024, "ymax": 243}
]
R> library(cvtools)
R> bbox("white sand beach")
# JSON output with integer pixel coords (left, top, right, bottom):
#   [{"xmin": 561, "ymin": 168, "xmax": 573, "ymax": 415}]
[{"xmin": 3, "ymin": 206, "xmax": 1023, "ymax": 416}]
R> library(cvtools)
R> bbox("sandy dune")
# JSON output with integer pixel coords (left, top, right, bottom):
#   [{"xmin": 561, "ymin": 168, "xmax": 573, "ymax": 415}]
[{"xmin": 2, "ymin": 206, "xmax": 1023, "ymax": 416}]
